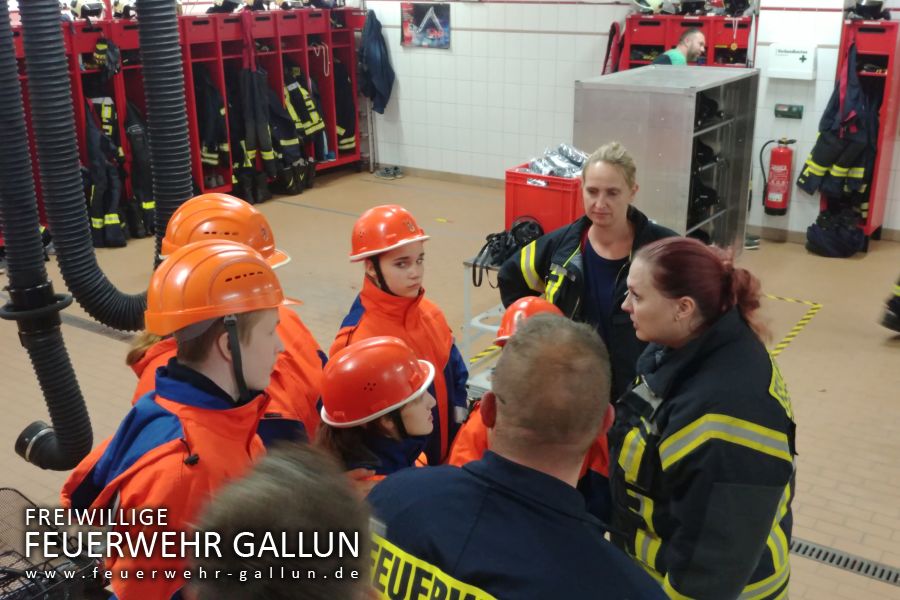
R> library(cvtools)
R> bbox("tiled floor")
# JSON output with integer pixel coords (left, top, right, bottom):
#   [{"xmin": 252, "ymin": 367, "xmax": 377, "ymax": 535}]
[{"xmin": 1, "ymin": 170, "xmax": 898, "ymax": 598}]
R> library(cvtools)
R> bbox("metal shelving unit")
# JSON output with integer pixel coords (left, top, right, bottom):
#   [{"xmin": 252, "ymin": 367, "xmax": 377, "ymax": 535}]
[{"xmin": 573, "ymin": 66, "xmax": 758, "ymax": 251}]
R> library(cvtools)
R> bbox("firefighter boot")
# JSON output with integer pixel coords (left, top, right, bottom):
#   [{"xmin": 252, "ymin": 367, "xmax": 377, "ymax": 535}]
[
  {"xmin": 882, "ymin": 288, "xmax": 900, "ymax": 333},
  {"xmin": 255, "ymin": 172, "xmax": 273, "ymax": 203},
  {"xmin": 292, "ymin": 161, "xmax": 307, "ymax": 194},
  {"xmin": 305, "ymin": 159, "xmax": 317, "ymax": 189},
  {"xmin": 234, "ymin": 171, "xmax": 257, "ymax": 204}
]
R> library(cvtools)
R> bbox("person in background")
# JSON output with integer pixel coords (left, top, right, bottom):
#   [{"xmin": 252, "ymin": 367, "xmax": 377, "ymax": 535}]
[
  {"xmin": 332, "ymin": 204, "xmax": 468, "ymax": 466},
  {"xmin": 183, "ymin": 444, "xmax": 372, "ymax": 600},
  {"xmin": 652, "ymin": 27, "xmax": 707, "ymax": 65},
  {"xmin": 317, "ymin": 336, "xmax": 437, "ymax": 491},
  {"xmin": 368, "ymin": 315, "xmax": 666, "ymax": 599},
  {"xmin": 610, "ymin": 237, "xmax": 796, "ymax": 598},
  {"xmin": 499, "ymin": 141, "xmax": 676, "ymax": 400},
  {"xmin": 128, "ymin": 193, "xmax": 327, "ymax": 445},
  {"xmin": 62, "ymin": 240, "xmax": 294, "ymax": 600}
]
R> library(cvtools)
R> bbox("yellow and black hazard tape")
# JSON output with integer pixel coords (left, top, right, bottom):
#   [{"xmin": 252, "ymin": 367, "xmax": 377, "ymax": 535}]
[
  {"xmin": 765, "ymin": 293, "xmax": 823, "ymax": 357},
  {"xmin": 468, "ymin": 344, "xmax": 500, "ymax": 365}
]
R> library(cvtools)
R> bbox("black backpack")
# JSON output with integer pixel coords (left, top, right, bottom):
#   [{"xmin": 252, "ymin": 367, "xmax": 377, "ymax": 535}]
[{"xmin": 472, "ymin": 218, "xmax": 543, "ymax": 287}]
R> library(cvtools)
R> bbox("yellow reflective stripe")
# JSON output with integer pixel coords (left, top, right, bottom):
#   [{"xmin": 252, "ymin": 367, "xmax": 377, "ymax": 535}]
[
  {"xmin": 339, "ymin": 139, "xmax": 355, "ymax": 149},
  {"xmin": 659, "ymin": 414, "xmax": 792, "ymax": 471},
  {"xmin": 141, "ymin": 201, "xmax": 155, "ymax": 210},
  {"xmin": 767, "ymin": 356, "xmax": 794, "ymax": 421},
  {"xmin": 104, "ymin": 214, "xmax": 120, "ymax": 225},
  {"xmin": 284, "ymin": 87, "xmax": 303, "ymax": 127},
  {"xmin": 336, "ymin": 125, "xmax": 346, "ymax": 136},
  {"xmin": 893, "ymin": 284, "xmax": 900, "ymax": 296},
  {"xmin": 519, "ymin": 241, "xmax": 544, "ymax": 293},
  {"xmin": 828, "ymin": 165, "xmax": 849, "ymax": 176},
  {"xmin": 370, "ymin": 532, "xmax": 497, "ymax": 600},
  {"xmin": 739, "ymin": 561, "xmax": 790, "ymax": 599},
  {"xmin": 305, "ymin": 120, "xmax": 325, "ymax": 135},
  {"xmin": 803, "ymin": 160, "xmax": 827, "ymax": 176},
  {"xmin": 219, "ymin": 142, "xmax": 230, "ymax": 152},
  {"xmin": 219, "ymin": 107, "xmax": 226, "ymax": 116},
  {"xmin": 847, "ymin": 167, "xmax": 865, "ymax": 178},
  {"xmin": 634, "ymin": 529, "xmax": 662, "ymax": 574},
  {"xmin": 91, "ymin": 217, "xmax": 104, "ymax": 229},
  {"xmin": 280, "ymin": 137, "xmax": 300, "ymax": 146},
  {"xmin": 663, "ymin": 574, "xmax": 693, "ymax": 600},
  {"xmin": 261, "ymin": 150, "xmax": 276, "ymax": 160},
  {"xmin": 626, "ymin": 488, "xmax": 656, "ymax": 534},
  {"xmin": 617, "ymin": 426, "xmax": 645, "ymax": 484},
  {"xmin": 101, "ymin": 104, "xmax": 112, "ymax": 120},
  {"xmin": 545, "ymin": 270, "xmax": 565, "ymax": 304}
]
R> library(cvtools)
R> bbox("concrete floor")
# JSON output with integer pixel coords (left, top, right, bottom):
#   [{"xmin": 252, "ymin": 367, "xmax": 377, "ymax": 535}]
[{"xmin": 1, "ymin": 169, "xmax": 898, "ymax": 598}]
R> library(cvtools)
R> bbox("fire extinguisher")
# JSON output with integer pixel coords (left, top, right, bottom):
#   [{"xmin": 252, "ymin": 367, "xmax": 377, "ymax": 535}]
[{"xmin": 760, "ymin": 138, "xmax": 796, "ymax": 216}]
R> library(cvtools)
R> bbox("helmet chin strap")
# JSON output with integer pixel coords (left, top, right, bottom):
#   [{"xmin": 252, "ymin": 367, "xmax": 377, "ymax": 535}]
[
  {"xmin": 371, "ymin": 257, "xmax": 397, "ymax": 296},
  {"xmin": 223, "ymin": 315, "xmax": 255, "ymax": 406}
]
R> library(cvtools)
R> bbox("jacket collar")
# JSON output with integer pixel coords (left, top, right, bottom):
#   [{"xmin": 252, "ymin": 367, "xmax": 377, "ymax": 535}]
[
  {"xmin": 464, "ymin": 451, "xmax": 591, "ymax": 521},
  {"xmin": 347, "ymin": 429, "xmax": 429, "ymax": 476},
  {"xmin": 359, "ymin": 276, "xmax": 426, "ymax": 327},
  {"xmin": 130, "ymin": 337, "xmax": 177, "ymax": 378},
  {"xmin": 638, "ymin": 308, "xmax": 746, "ymax": 399},
  {"xmin": 572, "ymin": 205, "xmax": 656, "ymax": 259}
]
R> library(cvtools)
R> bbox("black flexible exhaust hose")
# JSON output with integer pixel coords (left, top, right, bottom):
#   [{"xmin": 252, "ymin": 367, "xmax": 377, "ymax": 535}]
[
  {"xmin": 19, "ymin": 0, "xmax": 146, "ymax": 331},
  {"xmin": 0, "ymin": 1, "xmax": 92, "ymax": 470},
  {"xmin": 135, "ymin": 0, "xmax": 194, "ymax": 258}
]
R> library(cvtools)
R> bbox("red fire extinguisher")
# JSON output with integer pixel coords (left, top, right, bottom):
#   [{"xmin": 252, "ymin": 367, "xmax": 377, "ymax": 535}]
[{"xmin": 760, "ymin": 138, "xmax": 796, "ymax": 216}]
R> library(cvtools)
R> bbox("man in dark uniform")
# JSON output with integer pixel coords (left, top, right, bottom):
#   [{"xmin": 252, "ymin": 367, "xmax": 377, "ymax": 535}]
[{"xmin": 367, "ymin": 315, "xmax": 666, "ymax": 599}]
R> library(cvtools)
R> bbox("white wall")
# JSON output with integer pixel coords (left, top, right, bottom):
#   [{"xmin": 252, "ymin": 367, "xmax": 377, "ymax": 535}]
[{"xmin": 366, "ymin": 1, "xmax": 629, "ymax": 180}]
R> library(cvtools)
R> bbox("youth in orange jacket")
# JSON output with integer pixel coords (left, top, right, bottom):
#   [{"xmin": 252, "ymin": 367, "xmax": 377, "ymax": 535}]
[
  {"xmin": 62, "ymin": 240, "xmax": 295, "ymax": 600},
  {"xmin": 128, "ymin": 193, "xmax": 326, "ymax": 444},
  {"xmin": 317, "ymin": 336, "xmax": 437, "ymax": 491},
  {"xmin": 446, "ymin": 296, "xmax": 615, "ymax": 521},
  {"xmin": 331, "ymin": 205, "xmax": 468, "ymax": 465}
]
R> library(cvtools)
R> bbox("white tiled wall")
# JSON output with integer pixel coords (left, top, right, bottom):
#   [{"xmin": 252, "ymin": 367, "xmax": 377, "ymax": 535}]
[{"xmin": 366, "ymin": 1, "xmax": 628, "ymax": 180}]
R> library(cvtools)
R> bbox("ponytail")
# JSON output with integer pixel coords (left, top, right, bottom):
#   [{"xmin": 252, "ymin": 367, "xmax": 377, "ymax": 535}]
[{"xmin": 126, "ymin": 331, "xmax": 165, "ymax": 367}]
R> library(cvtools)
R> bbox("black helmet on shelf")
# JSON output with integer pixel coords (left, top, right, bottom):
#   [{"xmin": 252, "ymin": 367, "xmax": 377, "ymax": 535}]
[{"xmin": 852, "ymin": 0, "xmax": 887, "ymax": 19}]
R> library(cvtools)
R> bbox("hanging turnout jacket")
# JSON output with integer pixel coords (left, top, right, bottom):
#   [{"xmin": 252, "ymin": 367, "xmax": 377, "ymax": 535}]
[
  {"xmin": 124, "ymin": 102, "xmax": 155, "ymax": 235},
  {"xmin": 797, "ymin": 40, "xmax": 874, "ymax": 199},
  {"xmin": 608, "ymin": 309, "xmax": 797, "ymax": 599},
  {"xmin": 61, "ymin": 363, "xmax": 267, "ymax": 600},
  {"xmin": 498, "ymin": 207, "xmax": 675, "ymax": 400},
  {"xmin": 331, "ymin": 278, "xmax": 468, "ymax": 465},
  {"xmin": 283, "ymin": 59, "xmax": 326, "ymax": 140},
  {"xmin": 84, "ymin": 98, "xmax": 126, "ymax": 248},
  {"xmin": 130, "ymin": 306, "xmax": 326, "ymax": 445},
  {"xmin": 358, "ymin": 10, "xmax": 394, "ymax": 114},
  {"xmin": 333, "ymin": 59, "xmax": 356, "ymax": 152},
  {"xmin": 192, "ymin": 64, "xmax": 230, "ymax": 168}
]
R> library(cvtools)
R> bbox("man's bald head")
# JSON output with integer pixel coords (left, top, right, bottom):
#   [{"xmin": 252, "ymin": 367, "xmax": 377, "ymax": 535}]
[{"xmin": 489, "ymin": 314, "xmax": 611, "ymax": 459}]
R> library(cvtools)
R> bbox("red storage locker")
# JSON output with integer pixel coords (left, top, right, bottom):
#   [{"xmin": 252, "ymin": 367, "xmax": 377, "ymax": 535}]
[
  {"xmin": 249, "ymin": 13, "xmax": 275, "ymax": 39},
  {"xmin": 217, "ymin": 15, "xmax": 243, "ymax": 41},
  {"xmin": 303, "ymin": 10, "xmax": 329, "ymax": 34},
  {"xmin": 628, "ymin": 17, "xmax": 666, "ymax": 45},
  {"xmin": 182, "ymin": 16, "xmax": 217, "ymax": 44},
  {"xmin": 854, "ymin": 22, "xmax": 895, "ymax": 55},
  {"xmin": 505, "ymin": 165, "xmax": 584, "ymax": 233},
  {"xmin": 109, "ymin": 19, "xmax": 140, "ymax": 50},
  {"xmin": 276, "ymin": 11, "xmax": 303, "ymax": 37}
]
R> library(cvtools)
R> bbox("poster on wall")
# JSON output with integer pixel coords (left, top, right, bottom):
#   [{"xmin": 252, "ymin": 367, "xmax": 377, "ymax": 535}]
[{"xmin": 401, "ymin": 3, "xmax": 450, "ymax": 49}]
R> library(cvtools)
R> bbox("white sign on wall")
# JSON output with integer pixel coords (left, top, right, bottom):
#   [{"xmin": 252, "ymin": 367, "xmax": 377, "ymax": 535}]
[{"xmin": 768, "ymin": 44, "xmax": 817, "ymax": 80}]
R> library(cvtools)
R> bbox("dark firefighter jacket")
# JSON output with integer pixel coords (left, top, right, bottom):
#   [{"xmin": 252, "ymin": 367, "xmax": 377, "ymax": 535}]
[
  {"xmin": 797, "ymin": 41, "xmax": 876, "ymax": 199},
  {"xmin": 283, "ymin": 58, "xmax": 325, "ymax": 139},
  {"xmin": 124, "ymin": 102, "xmax": 155, "ymax": 234},
  {"xmin": 85, "ymin": 98, "xmax": 125, "ymax": 248},
  {"xmin": 334, "ymin": 59, "xmax": 356, "ymax": 152},
  {"xmin": 498, "ymin": 207, "xmax": 675, "ymax": 399},
  {"xmin": 608, "ymin": 308, "xmax": 797, "ymax": 600},
  {"xmin": 192, "ymin": 64, "xmax": 230, "ymax": 168},
  {"xmin": 367, "ymin": 451, "xmax": 667, "ymax": 600}
]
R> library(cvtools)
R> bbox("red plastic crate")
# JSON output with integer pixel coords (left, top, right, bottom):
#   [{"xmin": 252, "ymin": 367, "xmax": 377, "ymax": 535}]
[
  {"xmin": 505, "ymin": 165, "xmax": 583, "ymax": 233},
  {"xmin": 346, "ymin": 9, "xmax": 368, "ymax": 31},
  {"xmin": 303, "ymin": 10, "xmax": 328, "ymax": 34}
]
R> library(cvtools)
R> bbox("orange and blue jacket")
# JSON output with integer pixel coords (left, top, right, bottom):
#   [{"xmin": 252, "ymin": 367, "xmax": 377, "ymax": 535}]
[
  {"xmin": 61, "ymin": 363, "xmax": 266, "ymax": 600},
  {"xmin": 448, "ymin": 402, "xmax": 612, "ymax": 521},
  {"xmin": 131, "ymin": 305, "xmax": 326, "ymax": 445},
  {"xmin": 330, "ymin": 278, "xmax": 468, "ymax": 465}
]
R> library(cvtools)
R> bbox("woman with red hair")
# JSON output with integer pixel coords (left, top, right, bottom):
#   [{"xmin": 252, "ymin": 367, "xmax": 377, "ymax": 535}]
[{"xmin": 609, "ymin": 237, "xmax": 797, "ymax": 600}]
